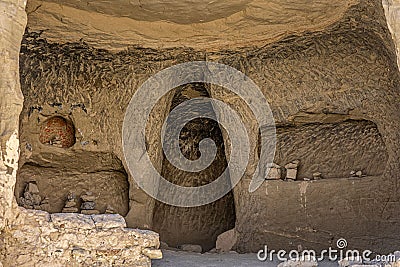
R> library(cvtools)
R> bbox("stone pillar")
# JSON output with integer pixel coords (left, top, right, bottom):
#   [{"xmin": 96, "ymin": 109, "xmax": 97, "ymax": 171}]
[
  {"xmin": 124, "ymin": 90, "xmax": 175, "ymax": 229},
  {"xmin": 0, "ymin": 0, "xmax": 27, "ymax": 230}
]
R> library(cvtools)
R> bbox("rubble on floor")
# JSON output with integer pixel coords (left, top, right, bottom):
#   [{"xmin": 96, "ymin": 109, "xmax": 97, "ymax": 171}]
[
  {"xmin": 18, "ymin": 182, "xmax": 49, "ymax": 211},
  {"xmin": 216, "ymin": 228, "xmax": 237, "ymax": 253}
]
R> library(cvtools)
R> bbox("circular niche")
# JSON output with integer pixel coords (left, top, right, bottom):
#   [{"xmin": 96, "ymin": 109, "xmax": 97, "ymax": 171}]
[{"xmin": 39, "ymin": 116, "xmax": 76, "ymax": 148}]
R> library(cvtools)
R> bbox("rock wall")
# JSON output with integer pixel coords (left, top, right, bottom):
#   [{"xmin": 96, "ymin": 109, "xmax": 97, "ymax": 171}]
[
  {"xmin": 24, "ymin": 0, "xmax": 359, "ymax": 50},
  {"xmin": 16, "ymin": 160, "xmax": 130, "ymax": 215},
  {"xmin": 0, "ymin": 1, "xmax": 161, "ymax": 266},
  {"xmin": 274, "ymin": 120, "xmax": 387, "ymax": 179},
  {"xmin": 0, "ymin": 0, "xmax": 26, "ymax": 231},
  {"xmin": 0, "ymin": 0, "xmax": 395, "ymax": 262},
  {"xmin": 213, "ymin": 0, "xmax": 400, "ymax": 253},
  {"xmin": 17, "ymin": 0, "xmax": 400, "ymax": 254}
]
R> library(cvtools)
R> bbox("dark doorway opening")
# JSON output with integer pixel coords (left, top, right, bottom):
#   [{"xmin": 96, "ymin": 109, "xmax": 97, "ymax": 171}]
[{"xmin": 152, "ymin": 83, "xmax": 236, "ymax": 252}]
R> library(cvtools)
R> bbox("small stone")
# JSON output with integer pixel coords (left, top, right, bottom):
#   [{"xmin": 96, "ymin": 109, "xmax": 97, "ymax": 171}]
[
  {"xmin": 24, "ymin": 200, "xmax": 34, "ymax": 207},
  {"xmin": 216, "ymin": 229, "xmax": 237, "ymax": 253},
  {"xmin": 350, "ymin": 170, "xmax": 356, "ymax": 177},
  {"xmin": 16, "ymin": 254, "xmax": 31, "ymax": 265},
  {"xmin": 81, "ymin": 201, "xmax": 95, "ymax": 210},
  {"xmin": 105, "ymin": 205, "xmax": 116, "ymax": 214},
  {"xmin": 285, "ymin": 160, "xmax": 300, "ymax": 180},
  {"xmin": 67, "ymin": 192, "xmax": 76, "ymax": 201},
  {"xmin": 64, "ymin": 200, "xmax": 77, "ymax": 208},
  {"xmin": 62, "ymin": 207, "xmax": 79, "ymax": 213},
  {"xmin": 26, "ymin": 182, "xmax": 39, "ymax": 194},
  {"xmin": 286, "ymin": 168, "xmax": 298, "ymax": 180},
  {"xmin": 265, "ymin": 163, "xmax": 282, "ymax": 180},
  {"xmin": 23, "ymin": 191, "xmax": 33, "ymax": 201},
  {"xmin": 81, "ymin": 209, "xmax": 100, "ymax": 215},
  {"xmin": 23, "ymin": 191, "xmax": 41, "ymax": 205},
  {"xmin": 208, "ymin": 248, "xmax": 217, "ymax": 253},
  {"xmin": 285, "ymin": 160, "xmax": 300, "ymax": 169},
  {"xmin": 32, "ymin": 194, "xmax": 42, "ymax": 205},
  {"xmin": 303, "ymin": 178, "xmax": 311, "ymax": 181},
  {"xmin": 180, "ymin": 244, "xmax": 202, "ymax": 253},
  {"xmin": 142, "ymin": 248, "xmax": 163, "ymax": 259},
  {"xmin": 19, "ymin": 197, "xmax": 26, "ymax": 205},
  {"xmin": 312, "ymin": 172, "xmax": 322, "ymax": 180},
  {"xmin": 40, "ymin": 197, "xmax": 50, "ymax": 204},
  {"xmin": 394, "ymin": 251, "xmax": 400, "ymax": 258},
  {"xmin": 356, "ymin": 170, "xmax": 363, "ymax": 177},
  {"xmin": 81, "ymin": 192, "xmax": 96, "ymax": 202}
]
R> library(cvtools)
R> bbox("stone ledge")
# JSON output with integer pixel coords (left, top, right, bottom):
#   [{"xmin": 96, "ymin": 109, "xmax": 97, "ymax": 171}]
[{"xmin": 2, "ymin": 208, "xmax": 161, "ymax": 267}]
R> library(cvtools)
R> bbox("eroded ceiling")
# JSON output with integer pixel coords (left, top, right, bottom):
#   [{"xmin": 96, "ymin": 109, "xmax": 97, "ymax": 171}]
[{"xmin": 26, "ymin": 0, "xmax": 359, "ymax": 50}]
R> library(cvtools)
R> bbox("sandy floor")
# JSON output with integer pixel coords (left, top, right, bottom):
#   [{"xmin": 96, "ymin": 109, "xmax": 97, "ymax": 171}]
[{"xmin": 152, "ymin": 250, "xmax": 339, "ymax": 267}]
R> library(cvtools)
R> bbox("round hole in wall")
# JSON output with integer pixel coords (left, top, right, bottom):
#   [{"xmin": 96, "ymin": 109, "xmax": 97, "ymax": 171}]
[{"xmin": 39, "ymin": 116, "xmax": 76, "ymax": 148}]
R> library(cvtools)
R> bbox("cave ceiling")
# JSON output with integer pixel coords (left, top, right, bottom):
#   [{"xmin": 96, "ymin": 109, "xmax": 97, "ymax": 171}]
[{"xmin": 26, "ymin": 0, "xmax": 359, "ymax": 50}]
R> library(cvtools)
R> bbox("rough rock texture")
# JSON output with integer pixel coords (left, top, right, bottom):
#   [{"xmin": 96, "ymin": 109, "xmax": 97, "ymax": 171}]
[
  {"xmin": 209, "ymin": 0, "xmax": 400, "ymax": 253},
  {"xmin": 2, "ymin": 208, "xmax": 161, "ymax": 266},
  {"xmin": 17, "ymin": 37, "xmax": 205, "ymax": 230},
  {"xmin": 38, "ymin": 116, "xmax": 76, "ymax": 148},
  {"xmin": 0, "ymin": 1, "xmax": 160, "ymax": 266},
  {"xmin": 16, "ymin": 164, "xmax": 129, "ymax": 214},
  {"xmin": 0, "ymin": 0, "xmax": 26, "ymax": 230},
  {"xmin": 14, "ymin": 142, "xmax": 127, "ymax": 217},
  {"xmin": 274, "ymin": 120, "xmax": 387, "ymax": 179},
  {"xmin": 16, "ymin": 0, "xmax": 400, "ymax": 254},
  {"xmin": 152, "ymin": 84, "xmax": 235, "ymax": 251},
  {"xmin": 25, "ymin": 0, "xmax": 358, "ymax": 51},
  {"xmin": 216, "ymin": 229, "xmax": 238, "ymax": 252}
]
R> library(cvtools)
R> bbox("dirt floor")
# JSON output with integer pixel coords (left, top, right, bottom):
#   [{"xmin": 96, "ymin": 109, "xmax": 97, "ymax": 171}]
[{"xmin": 152, "ymin": 250, "xmax": 339, "ymax": 267}]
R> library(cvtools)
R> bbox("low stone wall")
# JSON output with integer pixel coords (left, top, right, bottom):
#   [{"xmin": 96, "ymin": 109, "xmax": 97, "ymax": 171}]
[{"xmin": 1, "ymin": 208, "xmax": 161, "ymax": 267}]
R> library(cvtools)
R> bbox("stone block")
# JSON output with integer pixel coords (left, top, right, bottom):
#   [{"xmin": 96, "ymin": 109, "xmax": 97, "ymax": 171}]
[
  {"xmin": 216, "ymin": 229, "xmax": 237, "ymax": 252},
  {"xmin": 91, "ymin": 214, "xmax": 127, "ymax": 229},
  {"xmin": 51, "ymin": 213, "xmax": 95, "ymax": 229}
]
